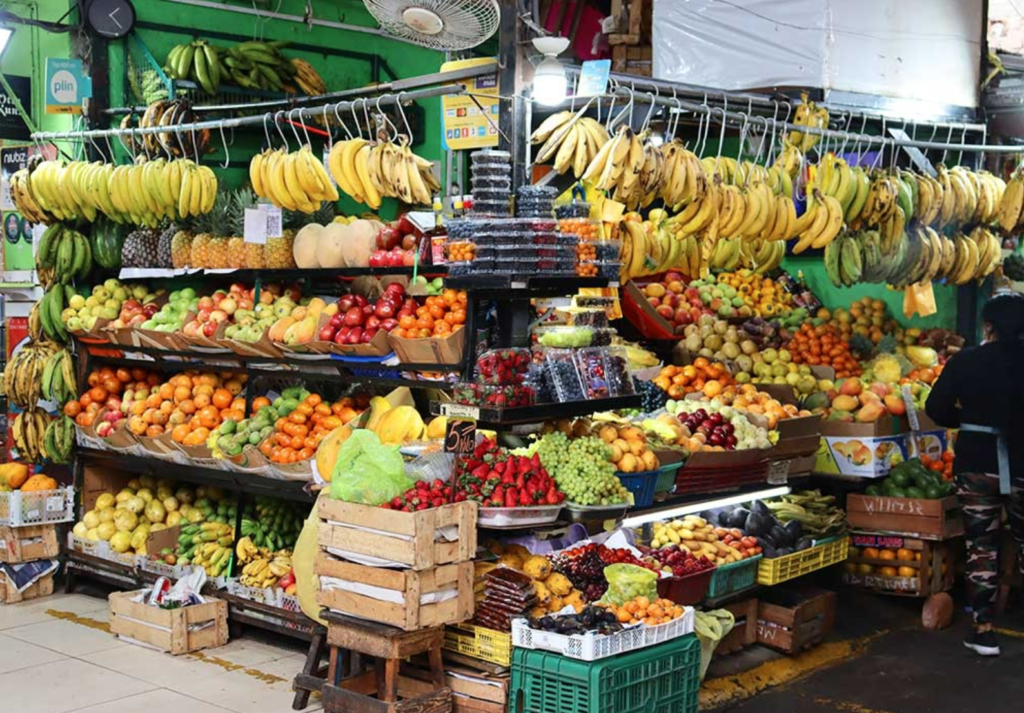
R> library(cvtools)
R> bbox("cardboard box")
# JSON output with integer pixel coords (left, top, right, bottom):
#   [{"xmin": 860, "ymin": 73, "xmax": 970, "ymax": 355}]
[
  {"xmin": 329, "ymin": 325, "xmax": 393, "ymax": 358},
  {"xmin": 133, "ymin": 327, "xmax": 189, "ymax": 352},
  {"xmin": 907, "ymin": 429, "xmax": 948, "ymax": 461},
  {"xmin": 387, "ymin": 327, "xmax": 466, "ymax": 365},
  {"xmin": 0, "ymin": 524, "xmax": 59, "ymax": 563},
  {"xmin": 846, "ymin": 494, "xmax": 963, "ymax": 539},
  {"xmin": 756, "ymin": 587, "xmax": 835, "ymax": 654},
  {"xmin": 317, "ymin": 555, "xmax": 474, "ymax": 631},
  {"xmin": 317, "ymin": 497, "xmax": 477, "ymax": 570},
  {"xmin": 815, "ymin": 418, "xmax": 909, "ymax": 478},
  {"xmin": 82, "ymin": 463, "xmax": 134, "ymax": 512},
  {"xmin": 109, "ymin": 590, "xmax": 228, "ymax": 654},
  {"xmin": 843, "ymin": 531, "xmax": 955, "ymax": 597},
  {"xmin": 621, "ymin": 280, "xmax": 680, "ymax": 340},
  {"xmin": 0, "ymin": 572, "xmax": 54, "ymax": 604}
]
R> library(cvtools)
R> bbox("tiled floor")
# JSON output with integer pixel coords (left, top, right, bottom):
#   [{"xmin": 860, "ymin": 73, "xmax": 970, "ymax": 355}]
[{"xmin": 0, "ymin": 593, "xmax": 319, "ymax": 713}]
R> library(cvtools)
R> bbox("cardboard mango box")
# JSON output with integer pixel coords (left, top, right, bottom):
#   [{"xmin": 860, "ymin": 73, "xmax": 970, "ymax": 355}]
[{"xmin": 815, "ymin": 418, "xmax": 909, "ymax": 478}]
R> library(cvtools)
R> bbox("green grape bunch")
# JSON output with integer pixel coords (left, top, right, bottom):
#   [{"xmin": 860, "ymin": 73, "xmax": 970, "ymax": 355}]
[{"xmin": 536, "ymin": 432, "xmax": 631, "ymax": 506}]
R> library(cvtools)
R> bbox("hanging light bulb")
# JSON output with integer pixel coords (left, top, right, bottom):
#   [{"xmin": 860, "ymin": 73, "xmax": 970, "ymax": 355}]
[{"xmin": 532, "ymin": 36, "xmax": 570, "ymax": 107}]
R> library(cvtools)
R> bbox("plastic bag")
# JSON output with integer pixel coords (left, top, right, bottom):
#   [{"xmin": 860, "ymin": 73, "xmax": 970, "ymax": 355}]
[
  {"xmin": 694, "ymin": 609, "xmax": 736, "ymax": 681},
  {"xmin": 598, "ymin": 563, "xmax": 658, "ymax": 606},
  {"xmin": 329, "ymin": 430, "xmax": 412, "ymax": 505}
]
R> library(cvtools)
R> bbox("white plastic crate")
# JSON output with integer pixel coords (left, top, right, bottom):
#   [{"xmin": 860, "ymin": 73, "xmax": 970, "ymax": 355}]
[
  {"xmin": 510, "ymin": 606, "xmax": 695, "ymax": 661},
  {"xmin": 139, "ymin": 556, "xmax": 192, "ymax": 580},
  {"xmin": 0, "ymin": 487, "xmax": 76, "ymax": 526},
  {"xmin": 67, "ymin": 532, "xmax": 141, "ymax": 568},
  {"xmin": 226, "ymin": 579, "xmax": 285, "ymax": 607}
]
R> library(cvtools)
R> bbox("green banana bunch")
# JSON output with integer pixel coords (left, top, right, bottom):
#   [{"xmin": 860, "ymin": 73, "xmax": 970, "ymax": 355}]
[
  {"xmin": 165, "ymin": 39, "xmax": 299, "ymax": 95},
  {"xmin": 40, "ymin": 348, "xmax": 77, "ymax": 406},
  {"xmin": 43, "ymin": 415, "xmax": 75, "ymax": 464},
  {"xmin": 35, "ymin": 225, "xmax": 91, "ymax": 287},
  {"xmin": 765, "ymin": 490, "xmax": 846, "ymax": 537}
]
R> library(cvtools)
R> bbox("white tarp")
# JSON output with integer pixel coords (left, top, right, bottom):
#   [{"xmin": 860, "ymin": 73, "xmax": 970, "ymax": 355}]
[{"xmin": 652, "ymin": 0, "xmax": 982, "ymax": 108}]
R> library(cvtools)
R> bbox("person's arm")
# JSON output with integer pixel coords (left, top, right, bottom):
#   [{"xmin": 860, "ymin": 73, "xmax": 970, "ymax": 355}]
[{"xmin": 925, "ymin": 354, "xmax": 961, "ymax": 428}]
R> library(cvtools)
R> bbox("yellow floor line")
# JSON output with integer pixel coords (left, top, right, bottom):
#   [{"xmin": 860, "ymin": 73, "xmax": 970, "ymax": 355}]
[
  {"xmin": 699, "ymin": 631, "xmax": 887, "ymax": 710},
  {"xmin": 813, "ymin": 697, "xmax": 899, "ymax": 713},
  {"xmin": 994, "ymin": 627, "xmax": 1024, "ymax": 639},
  {"xmin": 46, "ymin": 609, "xmax": 287, "ymax": 686}
]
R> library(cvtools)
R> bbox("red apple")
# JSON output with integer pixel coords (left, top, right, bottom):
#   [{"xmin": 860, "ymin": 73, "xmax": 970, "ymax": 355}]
[
  {"xmin": 377, "ymin": 226, "xmax": 401, "ymax": 250},
  {"xmin": 182, "ymin": 321, "xmax": 201, "ymax": 337},
  {"xmin": 384, "ymin": 282, "xmax": 406, "ymax": 298},
  {"xmin": 655, "ymin": 305, "xmax": 675, "ymax": 320},
  {"xmin": 665, "ymin": 271, "xmax": 684, "ymax": 283},
  {"xmin": 366, "ymin": 315, "xmax": 381, "ymax": 330},
  {"xmin": 209, "ymin": 309, "xmax": 229, "ymax": 324},
  {"xmin": 352, "ymin": 295, "xmax": 368, "ymax": 308},
  {"xmin": 346, "ymin": 327, "xmax": 362, "ymax": 344},
  {"xmin": 202, "ymin": 321, "xmax": 218, "ymax": 337},
  {"xmin": 368, "ymin": 250, "xmax": 387, "ymax": 268},
  {"xmin": 337, "ymin": 296, "xmax": 355, "ymax": 312},
  {"xmin": 380, "ymin": 318, "xmax": 398, "ymax": 332},
  {"xmin": 362, "ymin": 304, "xmax": 375, "ymax": 318},
  {"xmin": 647, "ymin": 297, "xmax": 661, "ymax": 309},
  {"xmin": 403, "ymin": 298, "xmax": 418, "ymax": 312},
  {"xmin": 674, "ymin": 308, "xmax": 692, "ymax": 325},
  {"xmin": 197, "ymin": 308, "xmax": 212, "ymax": 322},
  {"xmin": 329, "ymin": 313, "xmax": 345, "ymax": 327},
  {"xmin": 661, "ymin": 294, "xmax": 677, "ymax": 307},
  {"xmin": 319, "ymin": 325, "xmax": 336, "ymax": 341},
  {"xmin": 361, "ymin": 327, "xmax": 377, "ymax": 343},
  {"xmin": 229, "ymin": 282, "xmax": 247, "ymax": 295},
  {"xmin": 334, "ymin": 326, "xmax": 352, "ymax": 344},
  {"xmin": 143, "ymin": 303, "xmax": 159, "ymax": 317},
  {"xmin": 343, "ymin": 307, "xmax": 365, "ymax": 327},
  {"xmin": 284, "ymin": 285, "xmax": 301, "ymax": 302}
]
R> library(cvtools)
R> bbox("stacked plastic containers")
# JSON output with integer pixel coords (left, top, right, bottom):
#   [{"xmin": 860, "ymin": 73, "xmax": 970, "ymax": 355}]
[
  {"xmin": 452, "ymin": 348, "xmax": 536, "ymax": 409},
  {"xmin": 557, "ymin": 201, "xmax": 622, "ymax": 281},
  {"xmin": 469, "ymin": 149, "xmax": 512, "ymax": 217}
]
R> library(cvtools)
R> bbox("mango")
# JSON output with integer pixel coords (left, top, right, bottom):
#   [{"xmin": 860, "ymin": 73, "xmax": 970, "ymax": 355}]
[{"xmin": 831, "ymin": 395, "xmax": 859, "ymax": 412}]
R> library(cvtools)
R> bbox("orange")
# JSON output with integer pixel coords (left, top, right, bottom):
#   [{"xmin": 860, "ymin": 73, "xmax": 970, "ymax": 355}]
[
  {"xmin": 178, "ymin": 399, "xmax": 196, "ymax": 415},
  {"xmin": 879, "ymin": 549, "xmax": 896, "ymax": 561},
  {"xmin": 212, "ymin": 389, "xmax": 232, "ymax": 410},
  {"xmin": 897, "ymin": 566, "xmax": 916, "ymax": 578},
  {"xmin": 173, "ymin": 385, "xmax": 191, "ymax": 402},
  {"xmin": 896, "ymin": 548, "xmax": 915, "ymax": 561},
  {"xmin": 252, "ymin": 396, "xmax": 271, "ymax": 411},
  {"xmin": 863, "ymin": 547, "xmax": 880, "ymax": 559}
]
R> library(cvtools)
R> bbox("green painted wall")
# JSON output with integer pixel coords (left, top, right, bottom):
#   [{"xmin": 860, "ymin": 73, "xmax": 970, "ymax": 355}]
[
  {"xmin": 0, "ymin": 0, "xmax": 73, "ymax": 136},
  {"xmin": 104, "ymin": 0, "xmax": 447, "ymax": 218}
]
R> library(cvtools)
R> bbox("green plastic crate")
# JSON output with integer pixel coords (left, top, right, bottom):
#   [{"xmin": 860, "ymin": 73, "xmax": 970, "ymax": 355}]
[
  {"xmin": 705, "ymin": 556, "xmax": 761, "ymax": 602},
  {"xmin": 654, "ymin": 464, "xmax": 678, "ymax": 494},
  {"xmin": 510, "ymin": 633, "xmax": 701, "ymax": 713}
]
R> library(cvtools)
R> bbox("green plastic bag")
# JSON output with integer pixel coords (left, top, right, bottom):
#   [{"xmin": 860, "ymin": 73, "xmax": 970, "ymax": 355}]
[
  {"xmin": 598, "ymin": 563, "xmax": 659, "ymax": 606},
  {"xmin": 328, "ymin": 430, "xmax": 412, "ymax": 505},
  {"xmin": 694, "ymin": 609, "xmax": 736, "ymax": 681}
]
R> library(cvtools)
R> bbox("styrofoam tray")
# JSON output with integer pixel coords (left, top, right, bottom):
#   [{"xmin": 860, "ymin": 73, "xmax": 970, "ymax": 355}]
[
  {"xmin": 478, "ymin": 505, "xmax": 562, "ymax": 528},
  {"xmin": 510, "ymin": 606, "xmax": 695, "ymax": 661}
]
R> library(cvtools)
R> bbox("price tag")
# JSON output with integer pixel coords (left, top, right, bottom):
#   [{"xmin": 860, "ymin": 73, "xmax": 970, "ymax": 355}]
[
  {"xmin": 511, "ymin": 281, "xmax": 527, "ymax": 289},
  {"xmin": 442, "ymin": 403, "xmax": 480, "ymax": 420},
  {"xmin": 768, "ymin": 460, "xmax": 790, "ymax": 484},
  {"xmin": 266, "ymin": 206, "xmax": 283, "ymax": 238},
  {"xmin": 444, "ymin": 419, "xmax": 477, "ymax": 455},
  {"xmin": 244, "ymin": 207, "xmax": 268, "ymax": 244},
  {"xmin": 31, "ymin": 223, "xmax": 46, "ymax": 256},
  {"xmin": 322, "ymin": 148, "xmax": 337, "ymax": 187},
  {"xmin": 45, "ymin": 495, "xmax": 64, "ymax": 513}
]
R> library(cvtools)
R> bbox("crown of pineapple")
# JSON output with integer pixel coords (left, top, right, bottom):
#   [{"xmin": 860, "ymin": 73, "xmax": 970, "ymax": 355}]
[{"xmin": 283, "ymin": 200, "xmax": 336, "ymax": 230}]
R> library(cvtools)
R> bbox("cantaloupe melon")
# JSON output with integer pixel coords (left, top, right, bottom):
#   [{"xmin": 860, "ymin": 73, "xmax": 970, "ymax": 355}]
[
  {"xmin": 293, "ymin": 224, "xmax": 325, "ymax": 268},
  {"xmin": 341, "ymin": 219, "xmax": 379, "ymax": 267},
  {"xmin": 318, "ymin": 222, "xmax": 349, "ymax": 268}
]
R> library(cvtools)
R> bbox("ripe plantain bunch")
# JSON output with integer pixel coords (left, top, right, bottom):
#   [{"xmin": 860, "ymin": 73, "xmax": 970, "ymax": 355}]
[{"xmin": 327, "ymin": 137, "xmax": 439, "ymax": 209}]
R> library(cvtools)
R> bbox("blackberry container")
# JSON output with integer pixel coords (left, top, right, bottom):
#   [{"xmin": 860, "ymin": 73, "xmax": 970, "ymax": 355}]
[
  {"xmin": 604, "ymin": 346, "xmax": 635, "ymax": 396},
  {"xmin": 580, "ymin": 260, "xmax": 622, "ymax": 281},
  {"xmin": 543, "ymin": 349, "xmax": 587, "ymax": 402},
  {"xmin": 593, "ymin": 239, "xmax": 623, "ymax": 261},
  {"xmin": 471, "ymin": 149, "xmax": 511, "ymax": 164},
  {"xmin": 554, "ymin": 201, "xmax": 591, "ymax": 219},
  {"xmin": 570, "ymin": 310, "xmax": 610, "ymax": 329}
]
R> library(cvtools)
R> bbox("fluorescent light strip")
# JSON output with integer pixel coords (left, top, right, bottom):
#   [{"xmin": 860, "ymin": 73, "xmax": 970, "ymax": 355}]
[{"xmin": 621, "ymin": 486, "xmax": 791, "ymax": 528}]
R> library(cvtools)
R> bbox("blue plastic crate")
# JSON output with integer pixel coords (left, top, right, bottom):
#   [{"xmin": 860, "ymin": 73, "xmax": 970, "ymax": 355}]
[
  {"xmin": 510, "ymin": 633, "xmax": 700, "ymax": 713},
  {"xmin": 617, "ymin": 469, "xmax": 659, "ymax": 508}
]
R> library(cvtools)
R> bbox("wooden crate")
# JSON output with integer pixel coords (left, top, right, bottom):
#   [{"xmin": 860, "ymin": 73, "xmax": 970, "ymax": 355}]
[
  {"xmin": 324, "ymin": 678, "xmax": 451, "ymax": 713},
  {"xmin": 846, "ymin": 494, "xmax": 962, "ymax": 539},
  {"xmin": 402, "ymin": 664, "xmax": 508, "ymax": 713},
  {"xmin": 0, "ymin": 524, "xmax": 59, "ymax": 563},
  {"xmin": 317, "ymin": 498, "xmax": 476, "ymax": 571},
  {"xmin": 317, "ymin": 553, "xmax": 474, "ymax": 631},
  {"xmin": 608, "ymin": 0, "xmax": 644, "ymax": 44},
  {"xmin": 842, "ymin": 531, "xmax": 955, "ymax": 597},
  {"xmin": 756, "ymin": 587, "xmax": 835, "ymax": 654},
  {"xmin": 108, "ymin": 590, "xmax": 228, "ymax": 654},
  {"xmin": 716, "ymin": 597, "xmax": 758, "ymax": 656},
  {"xmin": 0, "ymin": 572, "xmax": 54, "ymax": 604}
]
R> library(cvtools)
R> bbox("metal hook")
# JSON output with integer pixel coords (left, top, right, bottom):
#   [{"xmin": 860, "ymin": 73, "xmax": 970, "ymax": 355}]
[
  {"xmin": 360, "ymin": 99, "xmax": 373, "ymax": 142},
  {"xmin": 218, "ymin": 122, "xmax": 231, "ymax": 169},
  {"xmin": 604, "ymin": 93, "xmax": 617, "ymax": 131},
  {"xmin": 765, "ymin": 101, "xmax": 781, "ymax": 166},
  {"xmin": 696, "ymin": 94, "xmax": 712, "ymax": 157},
  {"xmin": 752, "ymin": 116, "xmax": 770, "ymax": 167},
  {"xmin": 273, "ymin": 111, "xmax": 290, "ymax": 150},
  {"xmin": 735, "ymin": 109, "xmax": 749, "ymax": 165},
  {"xmin": 262, "ymin": 114, "xmax": 274, "ymax": 149},
  {"xmin": 958, "ymin": 123, "xmax": 969, "ymax": 167},
  {"xmin": 941, "ymin": 125, "xmax": 954, "ymax": 165},
  {"xmin": 375, "ymin": 95, "xmax": 398, "ymax": 142},
  {"xmin": 641, "ymin": 85, "xmax": 658, "ymax": 133},
  {"xmin": 396, "ymin": 92, "xmax": 414, "ymax": 143},
  {"xmin": 712, "ymin": 105, "xmax": 728, "ymax": 178},
  {"xmin": 286, "ymin": 109, "xmax": 304, "ymax": 147},
  {"xmin": 628, "ymin": 82, "xmax": 636, "ymax": 127},
  {"xmin": 323, "ymin": 104, "xmax": 334, "ymax": 148}
]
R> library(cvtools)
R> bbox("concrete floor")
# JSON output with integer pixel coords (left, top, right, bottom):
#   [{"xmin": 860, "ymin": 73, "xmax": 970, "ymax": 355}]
[{"xmin": 702, "ymin": 583, "xmax": 1024, "ymax": 712}]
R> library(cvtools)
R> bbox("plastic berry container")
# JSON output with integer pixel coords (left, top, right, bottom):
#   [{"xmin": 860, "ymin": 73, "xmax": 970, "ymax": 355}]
[
  {"xmin": 522, "ymin": 217, "xmax": 558, "ymax": 232},
  {"xmin": 574, "ymin": 348, "xmax": 611, "ymax": 399},
  {"xmin": 535, "ymin": 325, "xmax": 594, "ymax": 348},
  {"xmin": 454, "ymin": 382, "xmax": 535, "ymax": 409},
  {"xmin": 604, "ymin": 346, "xmax": 635, "ymax": 396},
  {"xmin": 494, "ymin": 246, "xmax": 538, "ymax": 260},
  {"xmin": 576, "ymin": 260, "xmax": 599, "ymax": 278},
  {"xmin": 445, "ymin": 238, "xmax": 478, "ymax": 263},
  {"xmin": 554, "ymin": 201, "xmax": 591, "ymax": 220},
  {"xmin": 476, "ymin": 348, "xmax": 532, "ymax": 385},
  {"xmin": 583, "ymin": 261, "xmax": 621, "ymax": 281},
  {"xmin": 559, "ymin": 217, "xmax": 600, "ymax": 240},
  {"xmin": 571, "ymin": 310, "xmax": 610, "ymax": 329},
  {"xmin": 576, "ymin": 241, "xmax": 598, "ymax": 263},
  {"xmin": 471, "ymin": 149, "xmax": 511, "ymax": 164},
  {"xmin": 543, "ymin": 349, "xmax": 587, "ymax": 402},
  {"xmin": 593, "ymin": 239, "xmax": 622, "ymax": 261},
  {"xmin": 589, "ymin": 328, "xmax": 615, "ymax": 346}
]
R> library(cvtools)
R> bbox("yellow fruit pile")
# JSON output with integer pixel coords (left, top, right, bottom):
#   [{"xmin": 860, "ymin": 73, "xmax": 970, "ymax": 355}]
[
  {"xmin": 651, "ymin": 515, "xmax": 753, "ymax": 565},
  {"xmin": 597, "ymin": 423, "xmax": 660, "ymax": 473},
  {"xmin": 484, "ymin": 543, "xmax": 586, "ymax": 616}
]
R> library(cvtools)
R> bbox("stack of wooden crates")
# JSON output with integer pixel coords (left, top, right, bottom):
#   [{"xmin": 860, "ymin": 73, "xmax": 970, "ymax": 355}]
[
  {"xmin": 0, "ymin": 523, "xmax": 59, "ymax": 603},
  {"xmin": 608, "ymin": 0, "xmax": 652, "ymax": 77}
]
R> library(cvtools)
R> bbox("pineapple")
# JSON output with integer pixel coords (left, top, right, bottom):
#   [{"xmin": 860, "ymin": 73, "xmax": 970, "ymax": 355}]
[
  {"xmin": 156, "ymin": 223, "xmax": 176, "ymax": 268},
  {"xmin": 189, "ymin": 209, "xmax": 213, "ymax": 268},
  {"xmin": 245, "ymin": 242, "xmax": 266, "ymax": 269},
  {"xmin": 226, "ymin": 189, "xmax": 253, "ymax": 269},
  {"xmin": 122, "ymin": 227, "xmax": 160, "ymax": 267},
  {"xmin": 171, "ymin": 229, "xmax": 193, "ymax": 268},
  {"xmin": 265, "ymin": 231, "xmax": 296, "ymax": 269},
  {"xmin": 193, "ymin": 193, "xmax": 231, "ymax": 269}
]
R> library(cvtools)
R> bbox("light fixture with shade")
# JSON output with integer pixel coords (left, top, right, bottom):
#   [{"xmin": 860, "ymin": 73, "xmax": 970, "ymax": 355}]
[
  {"xmin": 620, "ymin": 486, "xmax": 792, "ymax": 529},
  {"xmin": 532, "ymin": 36, "xmax": 570, "ymax": 106}
]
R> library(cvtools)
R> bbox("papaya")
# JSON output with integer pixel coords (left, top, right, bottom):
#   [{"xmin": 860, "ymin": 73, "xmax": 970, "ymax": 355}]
[
  {"xmin": 21, "ymin": 474, "xmax": 58, "ymax": 492},
  {"xmin": 315, "ymin": 426, "xmax": 353, "ymax": 482}
]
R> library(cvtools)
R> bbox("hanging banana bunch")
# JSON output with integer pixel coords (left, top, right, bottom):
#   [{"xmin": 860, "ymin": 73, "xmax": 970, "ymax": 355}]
[
  {"xmin": 530, "ymin": 111, "xmax": 611, "ymax": 178},
  {"xmin": 783, "ymin": 92, "xmax": 829, "ymax": 153},
  {"xmin": 326, "ymin": 137, "xmax": 439, "ymax": 209},
  {"xmin": 251, "ymin": 145, "xmax": 339, "ymax": 213}
]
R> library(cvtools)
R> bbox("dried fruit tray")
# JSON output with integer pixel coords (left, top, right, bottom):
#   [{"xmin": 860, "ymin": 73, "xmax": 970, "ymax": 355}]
[{"xmin": 510, "ymin": 607, "xmax": 694, "ymax": 661}]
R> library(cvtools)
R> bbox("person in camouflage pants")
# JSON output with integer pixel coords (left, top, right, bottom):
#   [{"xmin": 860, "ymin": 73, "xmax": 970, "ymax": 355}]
[{"xmin": 957, "ymin": 472, "xmax": 1024, "ymax": 626}]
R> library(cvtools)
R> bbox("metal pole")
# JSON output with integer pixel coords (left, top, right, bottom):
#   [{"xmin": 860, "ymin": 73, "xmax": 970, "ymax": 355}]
[{"xmin": 32, "ymin": 84, "xmax": 466, "ymax": 142}]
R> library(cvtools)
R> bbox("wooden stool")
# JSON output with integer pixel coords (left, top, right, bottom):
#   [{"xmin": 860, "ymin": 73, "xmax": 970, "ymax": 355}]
[
  {"xmin": 292, "ymin": 623, "xmax": 367, "ymax": 710},
  {"xmin": 321, "ymin": 609, "xmax": 450, "ymax": 713}
]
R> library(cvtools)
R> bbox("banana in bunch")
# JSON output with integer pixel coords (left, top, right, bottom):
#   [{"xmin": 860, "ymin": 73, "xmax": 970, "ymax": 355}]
[
  {"xmin": 710, "ymin": 237, "xmax": 743, "ymax": 271},
  {"xmin": 736, "ymin": 182, "xmax": 785, "ymax": 241},
  {"xmin": 38, "ymin": 286, "xmax": 78, "ymax": 343},
  {"xmin": 619, "ymin": 217, "xmax": 656, "ymax": 281},
  {"xmin": 3, "ymin": 339, "xmax": 62, "ymax": 409},
  {"xmin": 290, "ymin": 58, "xmax": 326, "ymax": 96},
  {"xmin": 28, "ymin": 301, "xmax": 44, "ymax": 342},
  {"xmin": 666, "ymin": 181, "xmax": 721, "ymax": 239},
  {"xmin": 8, "ymin": 168, "xmax": 53, "ymax": 225},
  {"xmin": 531, "ymin": 112, "xmax": 610, "ymax": 178},
  {"xmin": 581, "ymin": 125, "xmax": 638, "ymax": 192},
  {"xmin": 949, "ymin": 226, "xmax": 1002, "ymax": 285},
  {"xmin": 791, "ymin": 190, "xmax": 844, "ymax": 254},
  {"xmin": 235, "ymin": 535, "xmax": 259, "ymax": 564},
  {"xmin": 812, "ymin": 154, "xmax": 862, "ymax": 223},
  {"xmin": 252, "ymin": 145, "xmax": 339, "ymax": 213},
  {"xmin": 40, "ymin": 349, "xmax": 77, "ymax": 406},
  {"xmin": 774, "ymin": 143, "xmax": 804, "ymax": 180},
  {"xmin": 733, "ymin": 161, "xmax": 770, "ymax": 188},
  {"xmin": 931, "ymin": 165, "xmax": 978, "ymax": 231},
  {"xmin": 165, "ymin": 40, "xmax": 223, "ymax": 94},
  {"xmin": 221, "ymin": 40, "xmax": 299, "ymax": 93},
  {"xmin": 608, "ymin": 130, "xmax": 655, "ymax": 209},
  {"xmin": 700, "ymin": 156, "xmax": 737, "ymax": 184},
  {"xmin": 36, "ymin": 225, "xmax": 91, "ymax": 286},
  {"xmin": 183, "ymin": 522, "xmax": 235, "ymax": 577},
  {"xmin": 784, "ymin": 93, "xmax": 829, "ymax": 153},
  {"xmin": 747, "ymin": 239, "xmax": 786, "ymax": 274},
  {"xmin": 824, "ymin": 232, "xmax": 864, "ymax": 287},
  {"xmin": 659, "ymin": 139, "xmax": 707, "ymax": 208},
  {"xmin": 132, "ymin": 99, "xmax": 208, "ymax": 158},
  {"xmin": 10, "ymin": 408, "xmax": 50, "ymax": 463},
  {"xmin": 326, "ymin": 137, "xmax": 438, "ymax": 209},
  {"xmin": 766, "ymin": 163, "xmax": 795, "ymax": 200},
  {"xmin": 997, "ymin": 168, "xmax": 1024, "ymax": 234},
  {"xmin": 966, "ymin": 170, "xmax": 1006, "ymax": 226},
  {"xmin": 43, "ymin": 415, "xmax": 75, "ymax": 464}
]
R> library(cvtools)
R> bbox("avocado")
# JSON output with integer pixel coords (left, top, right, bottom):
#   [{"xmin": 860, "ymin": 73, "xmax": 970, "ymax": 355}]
[
  {"xmin": 925, "ymin": 484, "xmax": 945, "ymax": 499},
  {"xmin": 865, "ymin": 484, "xmax": 882, "ymax": 496},
  {"xmin": 890, "ymin": 470, "xmax": 911, "ymax": 488},
  {"xmin": 905, "ymin": 486, "xmax": 926, "ymax": 499},
  {"xmin": 890, "ymin": 487, "xmax": 908, "ymax": 498}
]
